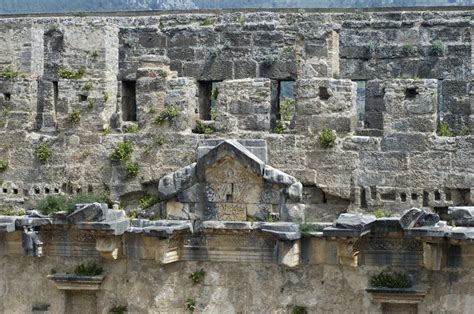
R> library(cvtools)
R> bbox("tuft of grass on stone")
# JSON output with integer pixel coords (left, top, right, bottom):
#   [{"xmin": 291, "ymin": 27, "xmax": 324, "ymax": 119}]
[
  {"xmin": 74, "ymin": 262, "xmax": 103, "ymax": 276},
  {"xmin": 102, "ymin": 127, "xmax": 112, "ymax": 136},
  {"xmin": 37, "ymin": 193, "xmax": 107, "ymax": 215},
  {"xmin": 370, "ymin": 272, "xmax": 412, "ymax": 289},
  {"xmin": 430, "ymin": 40, "xmax": 444, "ymax": 56},
  {"xmin": 139, "ymin": 194, "xmax": 160, "ymax": 209},
  {"xmin": 36, "ymin": 142, "xmax": 52, "ymax": 163},
  {"xmin": 460, "ymin": 126, "xmax": 470, "ymax": 136},
  {"xmin": 110, "ymin": 305, "xmax": 127, "ymax": 314},
  {"xmin": 374, "ymin": 209, "xmax": 386, "ymax": 218},
  {"xmin": 57, "ymin": 66, "xmax": 86, "ymax": 80},
  {"xmin": 125, "ymin": 161, "xmax": 139, "ymax": 178},
  {"xmin": 189, "ymin": 269, "xmax": 205, "ymax": 284},
  {"xmin": 0, "ymin": 159, "xmax": 8, "ymax": 172},
  {"xmin": 124, "ymin": 124, "xmax": 139, "ymax": 133},
  {"xmin": 437, "ymin": 121, "xmax": 454, "ymax": 137},
  {"xmin": 68, "ymin": 109, "xmax": 81, "ymax": 124},
  {"xmin": 110, "ymin": 141, "xmax": 134, "ymax": 161},
  {"xmin": 0, "ymin": 66, "xmax": 20, "ymax": 80},
  {"xmin": 291, "ymin": 306, "xmax": 308, "ymax": 314},
  {"xmin": 153, "ymin": 106, "xmax": 178, "ymax": 125},
  {"xmin": 192, "ymin": 120, "xmax": 215, "ymax": 134},
  {"xmin": 200, "ymin": 18, "xmax": 214, "ymax": 26},
  {"xmin": 319, "ymin": 128, "xmax": 337, "ymax": 148},
  {"xmin": 82, "ymin": 81, "xmax": 94, "ymax": 90},
  {"xmin": 185, "ymin": 299, "xmax": 196, "ymax": 312}
]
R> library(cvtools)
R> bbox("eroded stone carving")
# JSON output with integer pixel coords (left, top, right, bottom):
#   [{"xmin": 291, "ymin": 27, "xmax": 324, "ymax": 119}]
[{"xmin": 157, "ymin": 140, "xmax": 304, "ymax": 222}]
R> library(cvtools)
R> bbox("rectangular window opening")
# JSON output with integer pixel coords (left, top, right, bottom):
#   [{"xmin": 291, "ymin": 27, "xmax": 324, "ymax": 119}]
[
  {"xmin": 271, "ymin": 80, "xmax": 295, "ymax": 132},
  {"xmin": 354, "ymin": 80, "xmax": 366, "ymax": 126},
  {"xmin": 198, "ymin": 81, "xmax": 219, "ymax": 120},
  {"xmin": 53, "ymin": 81, "xmax": 58, "ymax": 110},
  {"xmin": 3, "ymin": 93, "xmax": 11, "ymax": 101},
  {"xmin": 121, "ymin": 81, "xmax": 137, "ymax": 121}
]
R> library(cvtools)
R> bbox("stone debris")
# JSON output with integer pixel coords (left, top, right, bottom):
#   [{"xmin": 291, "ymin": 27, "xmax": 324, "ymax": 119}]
[{"xmin": 399, "ymin": 208, "xmax": 440, "ymax": 229}]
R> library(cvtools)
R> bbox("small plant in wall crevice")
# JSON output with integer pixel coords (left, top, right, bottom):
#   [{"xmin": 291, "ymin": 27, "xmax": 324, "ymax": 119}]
[
  {"xmin": 74, "ymin": 262, "xmax": 103, "ymax": 276},
  {"xmin": 125, "ymin": 161, "xmax": 139, "ymax": 178},
  {"xmin": 0, "ymin": 159, "xmax": 8, "ymax": 172},
  {"xmin": 68, "ymin": 109, "xmax": 81, "ymax": 124},
  {"xmin": 319, "ymin": 128, "xmax": 337, "ymax": 148},
  {"xmin": 110, "ymin": 305, "xmax": 127, "ymax": 314},
  {"xmin": 36, "ymin": 142, "xmax": 52, "ymax": 164},
  {"xmin": 153, "ymin": 105, "xmax": 178, "ymax": 125},
  {"xmin": 185, "ymin": 299, "xmax": 196, "ymax": 312},
  {"xmin": 370, "ymin": 271, "xmax": 413, "ymax": 289},
  {"xmin": 189, "ymin": 269, "xmax": 205, "ymax": 284},
  {"xmin": 291, "ymin": 306, "xmax": 308, "ymax": 314}
]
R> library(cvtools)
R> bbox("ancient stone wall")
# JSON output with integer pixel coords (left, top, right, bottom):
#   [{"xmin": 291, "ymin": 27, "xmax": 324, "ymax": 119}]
[
  {"xmin": 0, "ymin": 8, "xmax": 474, "ymax": 314},
  {"xmin": 0, "ymin": 9, "xmax": 472, "ymax": 219}
]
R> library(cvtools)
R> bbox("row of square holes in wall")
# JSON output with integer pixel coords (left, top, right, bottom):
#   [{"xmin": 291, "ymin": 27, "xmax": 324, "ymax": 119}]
[
  {"xmin": 1, "ymin": 186, "xmax": 60, "ymax": 196},
  {"xmin": 368, "ymin": 186, "xmax": 455, "ymax": 202}
]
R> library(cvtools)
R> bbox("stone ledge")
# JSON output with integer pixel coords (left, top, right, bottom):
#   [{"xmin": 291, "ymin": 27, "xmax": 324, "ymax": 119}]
[
  {"xmin": 366, "ymin": 287, "xmax": 426, "ymax": 304},
  {"xmin": 47, "ymin": 274, "xmax": 105, "ymax": 291}
]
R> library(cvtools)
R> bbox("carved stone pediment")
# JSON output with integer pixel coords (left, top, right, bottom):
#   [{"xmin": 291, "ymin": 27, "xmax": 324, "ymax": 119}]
[{"xmin": 158, "ymin": 140, "xmax": 304, "ymax": 222}]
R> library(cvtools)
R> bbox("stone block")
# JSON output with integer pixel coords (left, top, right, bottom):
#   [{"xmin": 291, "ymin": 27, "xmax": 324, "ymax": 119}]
[
  {"xmin": 381, "ymin": 133, "xmax": 430, "ymax": 152},
  {"xmin": 67, "ymin": 203, "xmax": 108, "ymax": 223},
  {"xmin": 399, "ymin": 208, "xmax": 440, "ymax": 229}
]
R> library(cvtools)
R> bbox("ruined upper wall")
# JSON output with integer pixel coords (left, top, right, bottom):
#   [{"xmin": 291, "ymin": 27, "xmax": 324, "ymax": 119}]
[{"xmin": 0, "ymin": 8, "xmax": 473, "ymax": 221}]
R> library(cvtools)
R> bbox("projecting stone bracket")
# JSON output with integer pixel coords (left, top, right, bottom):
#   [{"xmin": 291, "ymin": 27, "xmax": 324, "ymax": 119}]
[
  {"xmin": 366, "ymin": 287, "xmax": 426, "ymax": 304},
  {"xmin": 336, "ymin": 238, "xmax": 360, "ymax": 267},
  {"xmin": 277, "ymin": 240, "xmax": 301, "ymax": 268},
  {"xmin": 422, "ymin": 241, "xmax": 444, "ymax": 271},
  {"xmin": 95, "ymin": 236, "xmax": 122, "ymax": 260},
  {"xmin": 47, "ymin": 274, "xmax": 105, "ymax": 291}
]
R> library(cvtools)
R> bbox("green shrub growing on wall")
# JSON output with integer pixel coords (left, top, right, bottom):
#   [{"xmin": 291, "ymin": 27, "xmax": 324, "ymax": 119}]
[
  {"xmin": 124, "ymin": 124, "xmax": 139, "ymax": 133},
  {"xmin": 0, "ymin": 160, "xmax": 8, "ymax": 171},
  {"xmin": 437, "ymin": 121, "xmax": 454, "ymax": 137},
  {"xmin": 319, "ymin": 128, "xmax": 337, "ymax": 148},
  {"xmin": 280, "ymin": 97, "xmax": 295, "ymax": 122},
  {"xmin": 110, "ymin": 305, "xmax": 127, "ymax": 314},
  {"xmin": 185, "ymin": 299, "xmax": 196, "ymax": 312},
  {"xmin": 57, "ymin": 66, "xmax": 86, "ymax": 80},
  {"xmin": 68, "ymin": 109, "xmax": 81, "ymax": 124},
  {"xmin": 102, "ymin": 127, "xmax": 112, "ymax": 136},
  {"xmin": 430, "ymin": 40, "xmax": 444, "ymax": 56},
  {"xmin": 370, "ymin": 272, "xmax": 412, "ymax": 289},
  {"xmin": 153, "ymin": 106, "xmax": 178, "ymax": 125},
  {"xmin": 211, "ymin": 87, "xmax": 219, "ymax": 100},
  {"xmin": 82, "ymin": 81, "xmax": 94, "ymax": 90},
  {"xmin": 374, "ymin": 209, "xmax": 386, "ymax": 218},
  {"xmin": 110, "ymin": 141, "xmax": 134, "ymax": 161},
  {"xmin": 460, "ymin": 126, "xmax": 470, "ymax": 136},
  {"xmin": 200, "ymin": 18, "xmax": 214, "ymax": 26},
  {"xmin": 0, "ymin": 67, "xmax": 19, "ymax": 80},
  {"xmin": 37, "ymin": 195, "xmax": 69, "ymax": 215},
  {"xmin": 189, "ymin": 269, "xmax": 205, "ymax": 284},
  {"xmin": 1, "ymin": 207, "xmax": 16, "ymax": 216},
  {"xmin": 38, "ymin": 193, "xmax": 107, "ymax": 215},
  {"xmin": 74, "ymin": 262, "xmax": 103, "ymax": 276},
  {"xmin": 272, "ymin": 120, "xmax": 285, "ymax": 134},
  {"xmin": 125, "ymin": 161, "xmax": 139, "ymax": 178},
  {"xmin": 139, "ymin": 194, "xmax": 160, "ymax": 209},
  {"xmin": 192, "ymin": 120, "xmax": 215, "ymax": 134},
  {"xmin": 291, "ymin": 306, "xmax": 308, "ymax": 314},
  {"xmin": 36, "ymin": 143, "xmax": 52, "ymax": 163}
]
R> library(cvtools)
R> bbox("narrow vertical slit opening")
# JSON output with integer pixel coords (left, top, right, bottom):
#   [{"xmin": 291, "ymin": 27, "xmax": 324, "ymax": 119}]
[{"xmin": 122, "ymin": 81, "xmax": 137, "ymax": 121}]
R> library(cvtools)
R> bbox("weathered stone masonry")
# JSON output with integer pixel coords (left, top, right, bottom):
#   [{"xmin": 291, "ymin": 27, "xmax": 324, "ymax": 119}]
[{"xmin": 1, "ymin": 8, "xmax": 474, "ymax": 314}]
